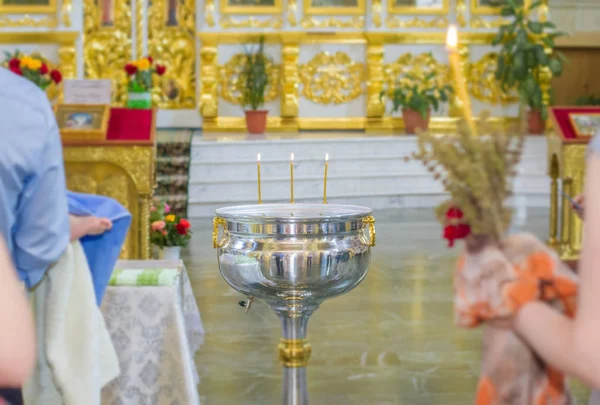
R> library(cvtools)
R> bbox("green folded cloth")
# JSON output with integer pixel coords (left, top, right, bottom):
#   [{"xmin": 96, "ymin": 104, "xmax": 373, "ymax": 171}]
[{"xmin": 109, "ymin": 268, "xmax": 179, "ymax": 286}]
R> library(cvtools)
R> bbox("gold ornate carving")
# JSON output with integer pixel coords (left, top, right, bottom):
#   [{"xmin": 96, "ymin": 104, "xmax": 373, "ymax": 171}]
[
  {"xmin": 281, "ymin": 38, "xmax": 299, "ymax": 130},
  {"xmin": 199, "ymin": 43, "xmax": 219, "ymax": 120},
  {"xmin": 148, "ymin": 0, "xmax": 196, "ymax": 109},
  {"xmin": 219, "ymin": 54, "xmax": 280, "ymax": 105},
  {"xmin": 98, "ymin": 175, "xmax": 131, "ymax": 258},
  {"xmin": 383, "ymin": 53, "xmax": 449, "ymax": 98},
  {"xmin": 287, "ymin": 0, "xmax": 297, "ymax": 27},
  {"xmin": 561, "ymin": 145, "xmax": 587, "ymax": 259},
  {"xmin": 457, "ymin": 0, "xmax": 467, "ymax": 27},
  {"xmin": 299, "ymin": 52, "xmax": 364, "ymax": 105},
  {"xmin": 278, "ymin": 339, "xmax": 312, "ymax": 368},
  {"xmin": 205, "ymin": 0, "xmax": 215, "ymax": 27},
  {"xmin": 58, "ymin": 45, "xmax": 77, "ymax": 80},
  {"xmin": 220, "ymin": 16, "xmax": 283, "ymax": 29},
  {"xmin": 63, "ymin": 146, "xmax": 155, "ymax": 259},
  {"xmin": 62, "ymin": 0, "xmax": 73, "ymax": 27},
  {"xmin": 67, "ymin": 174, "xmax": 97, "ymax": 194},
  {"xmin": 385, "ymin": 16, "xmax": 448, "ymax": 29},
  {"xmin": 366, "ymin": 42, "xmax": 384, "ymax": 121},
  {"xmin": 301, "ymin": 16, "xmax": 364, "ymax": 29},
  {"xmin": 372, "ymin": 0, "xmax": 382, "ymax": 28},
  {"xmin": 136, "ymin": 0, "xmax": 143, "ymax": 58},
  {"xmin": 0, "ymin": 15, "xmax": 58, "ymax": 28},
  {"xmin": 83, "ymin": 0, "xmax": 132, "ymax": 105},
  {"xmin": 470, "ymin": 16, "xmax": 509, "ymax": 29},
  {"xmin": 467, "ymin": 53, "xmax": 518, "ymax": 105}
]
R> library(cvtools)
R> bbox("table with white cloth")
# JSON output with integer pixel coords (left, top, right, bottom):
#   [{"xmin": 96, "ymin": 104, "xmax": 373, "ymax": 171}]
[{"xmin": 100, "ymin": 260, "xmax": 204, "ymax": 405}]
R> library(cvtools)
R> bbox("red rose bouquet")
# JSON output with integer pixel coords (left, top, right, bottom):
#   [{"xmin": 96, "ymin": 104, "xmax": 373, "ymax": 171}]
[
  {"xmin": 124, "ymin": 56, "xmax": 166, "ymax": 93},
  {"xmin": 3, "ymin": 51, "xmax": 62, "ymax": 90},
  {"xmin": 150, "ymin": 200, "xmax": 192, "ymax": 249}
]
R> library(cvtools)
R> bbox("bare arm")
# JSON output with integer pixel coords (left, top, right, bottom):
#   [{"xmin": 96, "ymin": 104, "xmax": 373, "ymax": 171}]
[
  {"xmin": 514, "ymin": 154, "xmax": 600, "ymax": 388},
  {"xmin": 0, "ymin": 237, "xmax": 36, "ymax": 387}
]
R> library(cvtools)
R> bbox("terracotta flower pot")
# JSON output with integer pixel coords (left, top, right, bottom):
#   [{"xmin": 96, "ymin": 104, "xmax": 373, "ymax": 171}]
[
  {"xmin": 403, "ymin": 108, "xmax": 431, "ymax": 134},
  {"xmin": 527, "ymin": 110, "xmax": 546, "ymax": 135},
  {"xmin": 245, "ymin": 110, "xmax": 268, "ymax": 134}
]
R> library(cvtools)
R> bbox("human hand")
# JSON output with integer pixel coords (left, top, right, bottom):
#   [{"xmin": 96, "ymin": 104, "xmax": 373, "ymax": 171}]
[{"xmin": 573, "ymin": 194, "xmax": 585, "ymax": 220}]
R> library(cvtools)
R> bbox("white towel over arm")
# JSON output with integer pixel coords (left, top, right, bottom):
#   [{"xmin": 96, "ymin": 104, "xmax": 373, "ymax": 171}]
[{"xmin": 23, "ymin": 242, "xmax": 120, "ymax": 405}]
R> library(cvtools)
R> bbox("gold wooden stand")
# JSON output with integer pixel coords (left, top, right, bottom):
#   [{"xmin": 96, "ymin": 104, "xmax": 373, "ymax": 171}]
[
  {"xmin": 62, "ymin": 133, "xmax": 156, "ymax": 260},
  {"xmin": 547, "ymin": 130, "xmax": 588, "ymax": 261}
]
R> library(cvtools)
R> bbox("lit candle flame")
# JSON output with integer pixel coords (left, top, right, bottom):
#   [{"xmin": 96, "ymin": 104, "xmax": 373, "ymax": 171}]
[
  {"xmin": 325, "ymin": 153, "xmax": 329, "ymax": 161},
  {"xmin": 446, "ymin": 24, "xmax": 458, "ymax": 50},
  {"xmin": 257, "ymin": 152, "xmax": 261, "ymax": 162},
  {"xmin": 291, "ymin": 153, "xmax": 294, "ymax": 162}
]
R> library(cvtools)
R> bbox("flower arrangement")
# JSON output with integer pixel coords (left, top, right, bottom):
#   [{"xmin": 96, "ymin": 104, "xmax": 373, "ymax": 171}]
[
  {"xmin": 150, "ymin": 201, "xmax": 192, "ymax": 249},
  {"xmin": 3, "ymin": 51, "xmax": 62, "ymax": 90},
  {"xmin": 124, "ymin": 56, "xmax": 166, "ymax": 93}
]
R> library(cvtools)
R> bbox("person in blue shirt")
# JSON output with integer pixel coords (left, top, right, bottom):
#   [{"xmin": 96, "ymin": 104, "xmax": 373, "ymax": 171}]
[{"xmin": 0, "ymin": 67, "xmax": 131, "ymax": 404}]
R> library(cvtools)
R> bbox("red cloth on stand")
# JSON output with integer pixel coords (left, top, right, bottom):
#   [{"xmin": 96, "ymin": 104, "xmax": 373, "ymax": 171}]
[{"xmin": 106, "ymin": 108, "xmax": 153, "ymax": 142}]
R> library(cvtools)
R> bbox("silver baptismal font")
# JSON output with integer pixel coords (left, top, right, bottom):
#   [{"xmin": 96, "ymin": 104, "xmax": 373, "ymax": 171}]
[{"xmin": 213, "ymin": 203, "xmax": 376, "ymax": 405}]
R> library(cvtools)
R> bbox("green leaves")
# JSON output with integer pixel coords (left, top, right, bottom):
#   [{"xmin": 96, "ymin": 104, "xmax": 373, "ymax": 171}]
[
  {"xmin": 528, "ymin": 21, "xmax": 543, "ymax": 34},
  {"xmin": 240, "ymin": 36, "xmax": 269, "ymax": 111},
  {"xmin": 380, "ymin": 72, "xmax": 454, "ymax": 119},
  {"xmin": 493, "ymin": 4, "xmax": 567, "ymax": 120}
]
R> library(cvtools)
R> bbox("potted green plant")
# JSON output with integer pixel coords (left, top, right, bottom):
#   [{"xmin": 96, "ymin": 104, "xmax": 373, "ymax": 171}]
[
  {"xmin": 240, "ymin": 37, "xmax": 270, "ymax": 134},
  {"xmin": 493, "ymin": 0, "xmax": 567, "ymax": 134},
  {"xmin": 380, "ymin": 72, "xmax": 453, "ymax": 134},
  {"xmin": 575, "ymin": 95, "xmax": 600, "ymax": 106}
]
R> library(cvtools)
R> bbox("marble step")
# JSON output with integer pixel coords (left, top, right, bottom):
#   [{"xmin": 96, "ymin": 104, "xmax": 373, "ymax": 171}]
[
  {"xmin": 189, "ymin": 155, "xmax": 547, "ymax": 182},
  {"xmin": 188, "ymin": 194, "xmax": 549, "ymax": 219},
  {"xmin": 188, "ymin": 135, "xmax": 550, "ymax": 218},
  {"xmin": 190, "ymin": 136, "xmax": 548, "ymax": 161},
  {"xmin": 188, "ymin": 172, "xmax": 549, "ymax": 204}
]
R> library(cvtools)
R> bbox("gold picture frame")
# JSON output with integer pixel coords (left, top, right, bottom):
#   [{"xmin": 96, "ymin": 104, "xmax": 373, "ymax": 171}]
[
  {"xmin": 388, "ymin": 0, "xmax": 449, "ymax": 15},
  {"xmin": 470, "ymin": 0, "xmax": 506, "ymax": 15},
  {"xmin": 0, "ymin": 0, "xmax": 57, "ymax": 14},
  {"xmin": 220, "ymin": 0, "xmax": 282, "ymax": 15},
  {"xmin": 569, "ymin": 113, "xmax": 600, "ymax": 138},
  {"xmin": 55, "ymin": 104, "xmax": 111, "ymax": 142},
  {"xmin": 304, "ymin": 0, "xmax": 366, "ymax": 16}
]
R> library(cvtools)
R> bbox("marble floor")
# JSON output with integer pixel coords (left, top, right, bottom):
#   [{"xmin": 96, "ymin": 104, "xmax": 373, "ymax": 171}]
[{"xmin": 184, "ymin": 208, "xmax": 591, "ymax": 405}]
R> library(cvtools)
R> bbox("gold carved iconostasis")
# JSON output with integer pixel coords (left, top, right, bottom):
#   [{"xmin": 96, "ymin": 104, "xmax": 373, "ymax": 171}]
[{"xmin": 0, "ymin": 0, "xmax": 551, "ymax": 132}]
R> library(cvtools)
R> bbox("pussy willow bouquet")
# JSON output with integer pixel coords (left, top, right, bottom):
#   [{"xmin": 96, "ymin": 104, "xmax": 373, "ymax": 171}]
[
  {"xmin": 150, "ymin": 200, "xmax": 192, "ymax": 248},
  {"xmin": 405, "ymin": 115, "xmax": 578, "ymax": 404},
  {"xmin": 124, "ymin": 56, "xmax": 166, "ymax": 93},
  {"xmin": 3, "ymin": 50, "xmax": 62, "ymax": 89}
]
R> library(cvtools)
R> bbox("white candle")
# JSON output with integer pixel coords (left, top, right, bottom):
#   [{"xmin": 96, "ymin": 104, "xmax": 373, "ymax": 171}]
[
  {"xmin": 446, "ymin": 25, "xmax": 477, "ymax": 136},
  {"xmin": 290, "ymin": 153, "xmax": 295, "ymax": 204},
  {"xmin": 257, "ymin": 153, "xmax": 262, "ymax": 204},
  {"xmin": 323, "ymin": 153, "xmax": 329, "ymax": 204}
]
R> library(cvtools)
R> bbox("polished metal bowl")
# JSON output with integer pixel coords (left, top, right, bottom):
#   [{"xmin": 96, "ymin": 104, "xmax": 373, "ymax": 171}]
[
  {"xmin": 213, "ymin": 203, "xmax": 375, "ymax": 405},
  {"xmin": 214, "ymin": 203, "xmax": 374, "ymax": 310}
]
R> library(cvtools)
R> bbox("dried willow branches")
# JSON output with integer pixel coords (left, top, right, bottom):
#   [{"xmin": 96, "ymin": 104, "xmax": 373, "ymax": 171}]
[{"xmin": 406, "ymin": 115, "xmax": 525, "ymax": 242}]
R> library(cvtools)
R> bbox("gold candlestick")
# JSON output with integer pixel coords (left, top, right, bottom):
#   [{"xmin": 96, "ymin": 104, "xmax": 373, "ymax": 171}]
[
  {"xmin": 290, "ymin": 153, "xmax": 295, "ymax": 204},
  {"xmin": 323, "ymin": 153, "xmax": 329, "ymax": 204},
  {"xmin": 446, "ymin": 25, "xmax": 478, "ymax": 136},
  {"xmin": 257, "ymin": 153, "xmax": 262, "ymax": 204}
]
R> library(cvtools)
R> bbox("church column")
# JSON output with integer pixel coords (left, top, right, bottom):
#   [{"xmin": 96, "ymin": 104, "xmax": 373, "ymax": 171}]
[
  {"xmin": 365, "ymin": 34, "xmax": 385, "ymax": 131},
  {"xmin": 281, "ymin": 34, "xmax": 300, "ymax": 131},
  {"xmin": 199, "ymin": 37, "xmax": 219, "ymax": 128}
]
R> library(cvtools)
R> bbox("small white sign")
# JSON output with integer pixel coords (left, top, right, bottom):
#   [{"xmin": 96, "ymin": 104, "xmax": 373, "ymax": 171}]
[{"xmin": 63, "ymin": 79, "xmax": 112, "ymax": 105}]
